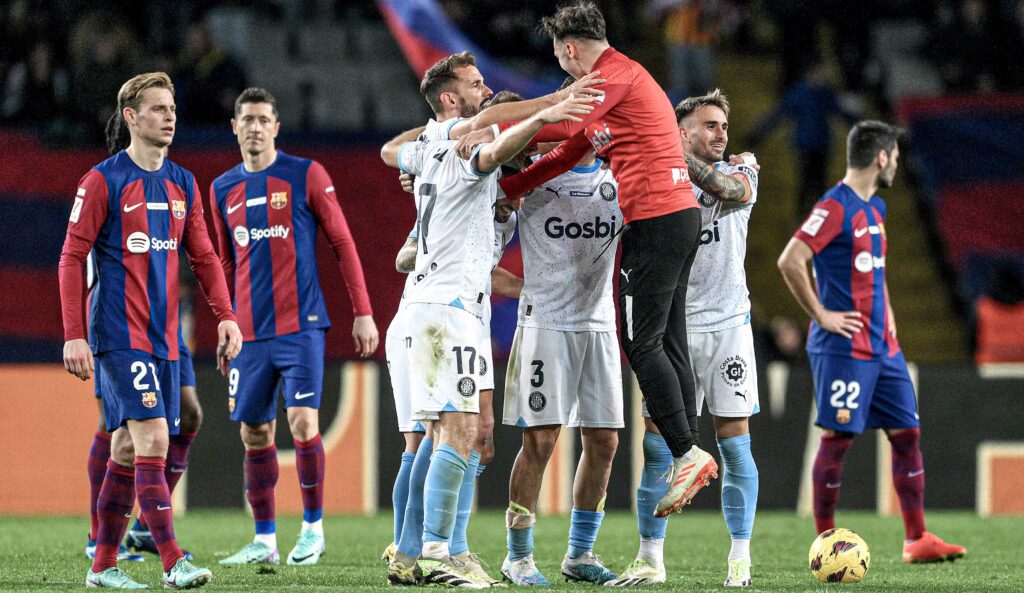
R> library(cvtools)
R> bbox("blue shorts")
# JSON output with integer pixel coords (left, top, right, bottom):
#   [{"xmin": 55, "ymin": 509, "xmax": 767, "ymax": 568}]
[
  {"xmin": 94, "ymin": 342, "xmax": 195, "ymax": 396},
  {"xmin": 95, "ymin": 349, "xmax": 180, "ymax": 435},
  {"xmin": 810, "ymin": 351, "xmax": 920, "ymax": 434},
  {"xmin": 228, "ymin": 329, "xmax": 325, "ymax": 424}
]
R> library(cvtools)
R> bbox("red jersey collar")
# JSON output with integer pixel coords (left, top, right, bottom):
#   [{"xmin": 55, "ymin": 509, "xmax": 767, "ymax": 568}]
[{"xmin": 590, "ymin": 46, "xmax": 619, "ymax": 72}]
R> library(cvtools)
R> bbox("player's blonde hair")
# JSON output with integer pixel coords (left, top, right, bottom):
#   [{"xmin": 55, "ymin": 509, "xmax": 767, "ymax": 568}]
[
  {"xmin": 105, "ymin": 72, "xmax": 175, "ymax": 154},
  {"xmin": 674, "ymin": 89, "xmax": 731, "ymax": 124}
]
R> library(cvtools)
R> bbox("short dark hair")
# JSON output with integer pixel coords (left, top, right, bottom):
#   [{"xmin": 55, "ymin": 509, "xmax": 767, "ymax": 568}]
[
  {"xmin": 674, "ymin": 89, "xmax": 731, "ymax": 124},
  {"xmin": 234, "ymin": 87, "xmax": 278, "ymax": 118},
  {"xmin": 540, "ymin": 1, "xmax": 607, "ymax": 42},
  {"xmin": 420, "ymin": 51, "xmax": 477, "ymax": 114},
  {"xmin": 847, "ymin": 120, "xmax": 904, "ymax": 169},
  {"xmin": 482, "ymin": 90, "xmax": 525, "ymax": 109}
]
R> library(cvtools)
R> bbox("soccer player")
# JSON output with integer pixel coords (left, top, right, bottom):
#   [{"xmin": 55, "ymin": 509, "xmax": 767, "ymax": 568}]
[
  {"xmin": 381, "ymin": 53, "xmax": 594, "ymax": 587},
  {"xmin": 777, "ymin": 120, "xmax": 967, "ymax": 564},
  {"xmin": 608, "ymin": 90, "xmax": 760, "ymax": 588},
  {"xmin": 60, "ymin": 71, "xmax": 242, "ymax": 589},
  {"xmin": 499, "ymin": 146, "xmax": 622, "ymax": 586},
  {"xmin": 209, "ymin": 87, "xmax": 378, "ymax": 567},
  {"xmin": 495, "ymin": 1, "xmax": 718, "ymax": 514}
]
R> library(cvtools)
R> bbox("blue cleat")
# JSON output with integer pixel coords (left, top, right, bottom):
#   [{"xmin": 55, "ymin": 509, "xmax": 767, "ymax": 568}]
[{"xmin": 561, "ymin": 551, "xmax": 617, "ymax": 584}]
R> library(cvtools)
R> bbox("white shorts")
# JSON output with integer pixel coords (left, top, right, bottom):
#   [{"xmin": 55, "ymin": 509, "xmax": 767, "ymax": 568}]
[
  {"xmin": 406, "ymin": 303, "xmax": 485, "ymax": 421},
  {"xmin": 503, "ymin": 326, "xmax": 624, "ymax": 428},
  {"xmin": 478, "ymin": 321, "xmax": 495, "ymax": 392},
  {"xmin": 385, "ymin": 327, "xmax": 425, "ymax": 433},
  {"xmin": 642, "ymin": 323, "xmax": 759, "ymax": 419}
]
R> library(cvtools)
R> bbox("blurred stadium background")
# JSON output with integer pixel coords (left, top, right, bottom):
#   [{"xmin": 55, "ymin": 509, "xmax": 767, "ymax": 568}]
[{"xmin": 0, "ymin": 0, "xmax": 1022, "ymax": 519}]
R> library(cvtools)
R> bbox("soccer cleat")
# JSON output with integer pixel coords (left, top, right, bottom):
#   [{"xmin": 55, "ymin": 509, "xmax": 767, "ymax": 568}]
[
  {"xmin": 86, "ymin": 567, "xmax": 149, "ymax": 589},
  {"xmin": 125, "ymin": 528, "xmax": 193, "ymax": 561},
  {"xmin": 602, "ymin": 558, "xmax": 666, "ymax": 587},
  {"xmin": 724, "ymin": 557, "xmax": 752, "ymax": 587},
  {"xmin": 902, "ymin": 531, "xmax": 967, "ymax": 564},
  {"xmin": 387, "ymin": 556, "xmax": 423, "ymax": 586},
  {"xmin": 453, "ymin": 551, "xmax": 501, "ymax": 586},
  {"xmin": 501, "ymin": 554, "xmax": 550, "ymax": 586},
  {"xmin": 218, "ymin": 542, "xmax": 280, "ymax": 565},
  {"xmin": 162, "ymin": 557, "xmax": 211, "ymax": 589},
  {"xmin": 561, "ymin": 551, "xmax": 617, "ymax": 584},
  {"xmin": 86, "ymin": 538, "xmax": 146, "ymax": 563},
  {"xmin": 381, "ymin": 542, "xmax": 397, "ymax": 564},
  {"xmin": 417, "ymin": 556, "xmax": 491, "ymax": 589},
  {"xmin": 654, "ymin": 447, "xmax": 719, "ymax": 517},
  {"xmin": 287, "ymin": 530, "xmax": 325, "ymax": 566}
]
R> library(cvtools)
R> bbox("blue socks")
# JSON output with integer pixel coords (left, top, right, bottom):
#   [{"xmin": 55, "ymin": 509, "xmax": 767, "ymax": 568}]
[
  {"xmin": 507, "ymin": 523, "xmax": 534, "ymax": 561},
  {"xmin": 392, "ymin": 452, "xmax": 416, "ymax": 544},
  {"xmin": 449, "ymin": 451, "xmax": 481, "ymax": 556},
  {"xmin": 567, "ymin": 508, "xmax": 604, "ymax": 558},
  {"xmin": 422, "ymin": 444, "xmax": 468, "ymax": 543},
  {"xmin": 718, "ymin": 434, "xmax": 758, "ymax": 540},
  {"xmin": 396, "ymin": 438, "xmax": 432, "ymax": 558},
  {"xmin": 638, "ymin": 431, "xmax": 671, "ymax": 540}
]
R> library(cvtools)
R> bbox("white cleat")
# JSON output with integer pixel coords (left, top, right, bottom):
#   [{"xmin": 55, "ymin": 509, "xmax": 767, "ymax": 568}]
[
  {"xmin": 603, "ymin": 558, "xmax": 666, "ymax": 587},
  {"xmin": 724, "ymin": 557, "xmax": 751, "ymax": 587},
  {"xmin": 501, "ymin": 554, "xmax": 551, "ymax": 586},
  {"xmin": 654, "ymin": 447, "xmax": 719, "ymax": 517}
]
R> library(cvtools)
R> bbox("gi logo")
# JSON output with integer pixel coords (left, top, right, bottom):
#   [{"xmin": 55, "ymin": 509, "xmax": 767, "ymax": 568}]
[
  {"xmin": 141, "ymin": 391, "xmax": 158, "ymax": 408},
  {"xmin": 836, "ymin": 409, "xmax": 851, "ymax": 424},
  {"xmin": 233, "ymin": 226, "xmax": 250, "ymax": 247},
  {"xmin": 270, "ymin": 191, "xmax": 288, "ymax": 210},
  {"xmin": 171, "ymin": 200, "xmax": 186, "ymax": 220},
  {"xmin": 457, "ymin": 377, "xmax": 476, "ymax": 398},
  {"xmin": 599, "ymin": 181, "xmax": 616, "ymax": 202},
  {"xmin": 719, "ymin": 355, "xmax": 748, "ymax": 387},
  {"xmin": 479, "ymin": 356, "xmax": 488, "ymax": 377},
  {"xmin": 228, "ymin": 397, "xmax": 236, "ymax": 413},
  {"xmin": 529, "ymin": 391, "xmax": 546, "ymax": 412},
  {"xmin": 126, "ymin": 231, "xmax": 150, "ymax": 254}
]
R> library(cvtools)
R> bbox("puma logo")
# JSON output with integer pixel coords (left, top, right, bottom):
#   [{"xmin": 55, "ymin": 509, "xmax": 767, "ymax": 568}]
[
  {"xmin": 620, "ymin": 268, "xmax": 633, "ymax": 283},
  {"xmin": 734, "ymin": 391, "xmax": 747, "ymax": 401}
]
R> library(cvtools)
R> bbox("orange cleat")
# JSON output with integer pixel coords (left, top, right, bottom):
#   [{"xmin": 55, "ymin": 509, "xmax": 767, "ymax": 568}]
[
  {"xmin": 654, "ymin": 446, "xmax": 719, "ymax": 517},
  {"xmin": 902, "ymin": 531, "xmax": 967, "ymax": 564}
]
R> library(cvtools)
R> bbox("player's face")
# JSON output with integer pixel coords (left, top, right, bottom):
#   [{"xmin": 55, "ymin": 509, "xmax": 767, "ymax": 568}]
[
  {"xmin": 128, "ymin": 87, "xmax": 176, "ymax": 149},
  {"xmin": 878, "ymin": 144, "xmax": 899, "ymax": 188},
  {"xmin": 232, "ymin": 102, "xmax": 280, "ymax": 156},
  {"xmin": 445, "ymin": 66, "xmax": 492, "ymax": 118},
  {"xmin": 682, "ymin": 105, "xmax": 729, "ymax": 162},
  {"xmin": 494, "ymin": 196, "xmax": 522, "ymax": 223},
  {"xmin": 553, "ymin": 39, "xmax": 585, "ymax": 79}
]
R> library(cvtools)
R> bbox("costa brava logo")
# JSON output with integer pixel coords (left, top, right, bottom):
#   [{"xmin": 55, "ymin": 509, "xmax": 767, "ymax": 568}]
[{"xmin": 126, "ymin": 231, "xmax": 177, "ymax": 254}]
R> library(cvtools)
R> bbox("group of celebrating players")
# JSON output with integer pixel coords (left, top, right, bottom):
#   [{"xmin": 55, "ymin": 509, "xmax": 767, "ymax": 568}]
[{"xmin": 58, "ymin": 1, "xmax": 965, "ymax": 589}]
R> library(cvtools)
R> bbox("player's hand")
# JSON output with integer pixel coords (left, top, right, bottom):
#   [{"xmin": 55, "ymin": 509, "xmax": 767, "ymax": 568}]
[
  {"xmin": 63, "ymin": 338, "xmax": 94, "ymax": 381},
  {"xmin": 555, "ymin": 71, "xmax": 606, "ymax": 101},
  {"xmin": 352, "ymin": 315, "xmax": 379, "ymax": 358},
  {"xmin": 815, "ymin": 309, "xmax": 863, "ymax": 339},
  {"xmin": 216, "ymin": 320, "xmax": 243, "ymax": 376},
  {"xmin": 455, "ymin": 126, "xmax": 495, "ymax": 160},
  {"xmin": 728, "ymin": 152, "xmax": 760, "ymax": 171},
  {"xmin": 537, "ymin": 93, "xmax": 595, "ymax": 125},
  {"xmin": 399, "ymin": 173, "xmax": 415, "ymax": 194}
]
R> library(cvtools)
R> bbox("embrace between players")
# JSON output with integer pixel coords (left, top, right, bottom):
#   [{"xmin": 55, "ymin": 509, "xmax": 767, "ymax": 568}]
[{"xmin": 59, "ymin": 1, "xmax": 963, "ymax": 590}]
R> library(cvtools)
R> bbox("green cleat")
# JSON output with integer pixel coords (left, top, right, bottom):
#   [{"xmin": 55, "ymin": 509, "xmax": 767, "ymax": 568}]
[
  {"xmin": 85, "ymin": 567, "xmax": 148, "ymax": 589},
  {"xmin": 219, "ymin": 542, "xmax": 280, "ymax": 565},
  {"xmin": 162, "ymin": 557, "xmax": 212, "ymax": 589},
  {"xmin": 287, "ymin": 531, "xmax": 325, "ymax": 566},
  {"xmin": 418, "ymin": 556, "xmax": 491, "ymax": 589},
  {"xmin": 387, "ymin": 555, "xmax": 422, "ymax": 586}
]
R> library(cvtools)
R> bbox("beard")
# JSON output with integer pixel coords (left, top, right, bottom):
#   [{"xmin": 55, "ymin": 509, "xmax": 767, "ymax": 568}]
[{"xmin": 457, "ymin": 96, "xmax": 480, "ymax": 118}]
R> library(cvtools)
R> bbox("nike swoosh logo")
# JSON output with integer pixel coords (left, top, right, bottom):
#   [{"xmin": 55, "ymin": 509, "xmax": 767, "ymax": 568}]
[
  {"xmin": 300, "ymin": 482, "xmax": 318, "ymax": 489},
  {"xmin": 123, "ymin": 202, "xmax": 144, "ymax": 212},
  {"xmin": 227, "ymin": 202, "xmax": 243, "ymax": 214},
  {"xmin": 156, "ymin": 505, "xmax": 171, "ymax": 511},
  {"xmin": 295, "ymin": 391, "xmax": 315, "ymax": 400},
  {"xmin": 291, "ymin": 553, "xmax": 315, "ymax": 563},
  {"xmin": 854, "ymin": 227, "xmax": 868, "ymax": 237},
  {"xmin": 907, "ymin": 469, "xmax": 924, "ymax": 478},
  {"xmin": 826, "ymin": 482, "xmax": 841, "ymax": 488},
  {"xmin": 175, "ymin": 418, "xmax": 180, "ymax": 426}
]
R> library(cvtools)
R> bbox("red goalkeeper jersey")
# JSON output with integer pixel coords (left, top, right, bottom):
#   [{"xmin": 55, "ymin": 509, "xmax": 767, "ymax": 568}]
[{"xmin": 498, "ymin": 47, "xmax": 697, "ymax": 224}]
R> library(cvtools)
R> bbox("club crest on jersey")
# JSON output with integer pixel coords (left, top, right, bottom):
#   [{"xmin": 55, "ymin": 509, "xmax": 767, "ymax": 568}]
[
  {"xmin": 836, "ymin": 409, "xmax": 851, "ymax": 424},
  {"xmin": 171, "ymin": 200, "xmax": 186, "ymax": 220},
  {"xmin": 529, "ymin": 391, "xmax": 546, "ymax": 412},
  {"xmin": 599, "ymin": 181, "xmax": 617, "ymax": 202},
  {"xmin": 457, "ymin": 377, "xmax": 476, "ymax": 398},
  {"xmin": 698, "ymin": 191, "xmax": 717, "ymax": 208},
  {"xmin": 270, "ymin": 191, "xmax": 288, "ymax": 210},
  {"xmin": 479, "ymin": 356, "xmax": 488, "ymax": 377},
  {"xmin": 141, "ymin": 391, "xmax": 157, "ymax": 408},
  {"xmin": 228, "ymin": 397, "xmax": 236, "ymax": 413},
  {"xmin": 719, "ymin": 355, "xmax": 748, "ymax": 387}
]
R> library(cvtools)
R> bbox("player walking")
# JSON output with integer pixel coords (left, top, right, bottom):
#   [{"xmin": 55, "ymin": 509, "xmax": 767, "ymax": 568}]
[
  {"xmin": 608, "ymin": 90, "xmax": 760, "ymax": 588},
  {"xmin": 210, "ymin": 87, "xmax": 378, "ymax": 567},
  {"xmin": 496, "ymin": 2, "xmax": 718, "ymax": 513},
  {"xmin": 777, "ymin": 120, "xmax": 967, "ymax": 564},
  {"xmin": 60, "ymin": 71, "xmax": 242, "ymax": 589}
]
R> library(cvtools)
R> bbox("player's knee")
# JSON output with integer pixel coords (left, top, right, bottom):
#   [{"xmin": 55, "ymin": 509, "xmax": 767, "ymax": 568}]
[
  {"xmin": 241, "ymin": 422, "xmax": 274, "ymax": 449},
  {"xmin": 111, "ymin": 435, "xmax": 135, "ymax": 466},
  {"xmin": 179, "ymin": 399, "xmax": 203, "ymax": 433},
  {"xmin": 585, "ymin": 429, "xmax": 619, "ymax": 462},
  {"xmin": 625, "ymin": 335, "xmax": 665, "ymax": 366},
  {"xmin": 523, "ymin": 429, "xmax": 558, "ymax": 460}
]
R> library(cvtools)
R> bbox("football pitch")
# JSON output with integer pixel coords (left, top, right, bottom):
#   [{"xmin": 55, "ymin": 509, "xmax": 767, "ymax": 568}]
[{"xmin": 1, "ymin": 510, "xmax": 1020, "ymax": 591}]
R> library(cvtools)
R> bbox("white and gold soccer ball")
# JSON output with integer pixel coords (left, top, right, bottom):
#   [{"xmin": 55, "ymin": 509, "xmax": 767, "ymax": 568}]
[{"xmin": 808, "ymin": 528, "xmax": 871, "ymax": 584}]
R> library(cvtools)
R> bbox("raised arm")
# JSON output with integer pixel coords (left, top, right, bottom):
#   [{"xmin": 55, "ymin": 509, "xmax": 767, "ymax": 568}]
[
  {"xmin": 475, "ymin": 94, "xmax": 595, "ymax": 174},
  {"xmin": 498, "ymin": 132, "xmax": 593, "ymax": 198},
  {"xmin": 381, "ymin": 125, "xmax": 426, "ymax": 169},
  {"xmin": 685, "ymin": 153, "xmax": 752, "ymax": 203}
]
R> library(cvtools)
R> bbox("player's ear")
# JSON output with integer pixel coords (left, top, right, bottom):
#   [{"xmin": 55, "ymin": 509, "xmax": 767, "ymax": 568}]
[
  {"xmin": 876, "ymin": 149, "xmax": 888, "ymax": 170},
  {"xmin": 123, "ymin": 105, "xmax": 136, "ymax": 126}
]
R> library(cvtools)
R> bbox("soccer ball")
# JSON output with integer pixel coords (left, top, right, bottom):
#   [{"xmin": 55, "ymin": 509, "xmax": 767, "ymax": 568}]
[{"xmin": 808, "ymin": 528, "xmax": 871, "ymax": 584}]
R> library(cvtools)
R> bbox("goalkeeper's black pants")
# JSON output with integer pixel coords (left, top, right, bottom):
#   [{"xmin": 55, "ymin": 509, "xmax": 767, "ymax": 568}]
[{"xmin": 618, "ymin": 207, "xmax": 701, "ymax": 458}]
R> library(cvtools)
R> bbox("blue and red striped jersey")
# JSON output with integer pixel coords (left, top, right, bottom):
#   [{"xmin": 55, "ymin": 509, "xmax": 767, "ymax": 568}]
[
  {"xmin": 209, "ymin": 151, "xmax": 372, "ymax": 341},
  {"xmin": 793, "ymin": 182, "xmax": 900, "ymax": 360},
  {"xmin": 59, "ymin": 151, "xmax": 236, "ymax": 360}
]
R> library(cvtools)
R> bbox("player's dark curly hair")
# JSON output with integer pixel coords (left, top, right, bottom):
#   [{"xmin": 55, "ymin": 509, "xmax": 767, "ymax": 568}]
[
  {"xmin": 846, "ymin": 120, "xmax": 904, "ymax": 169},
  {"xmin": 420, "ymin": 51, "xmax": 477, "ymax": 115},
  {"xmin": 105, "ymin": 72, "xmax": 175, "ymax": 155},
  {"xmin": 540, "ymin": 1, "xmax": 607, "ymax": 42},
  {"xmin": 234, "ymin": 87, "xmax": 278, "ymax": 118}
]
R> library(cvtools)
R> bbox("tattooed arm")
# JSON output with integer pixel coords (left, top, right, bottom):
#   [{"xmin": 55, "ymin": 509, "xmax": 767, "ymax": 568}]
[{"xmin": 685, "ymin": 153, "xmax": 753, "ymax": 203}]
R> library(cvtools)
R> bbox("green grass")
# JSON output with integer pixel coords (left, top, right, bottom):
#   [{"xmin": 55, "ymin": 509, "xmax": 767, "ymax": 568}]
[{"xmin": 0, "ymin": 511, "xmax": 1021, "ymax": 591}]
